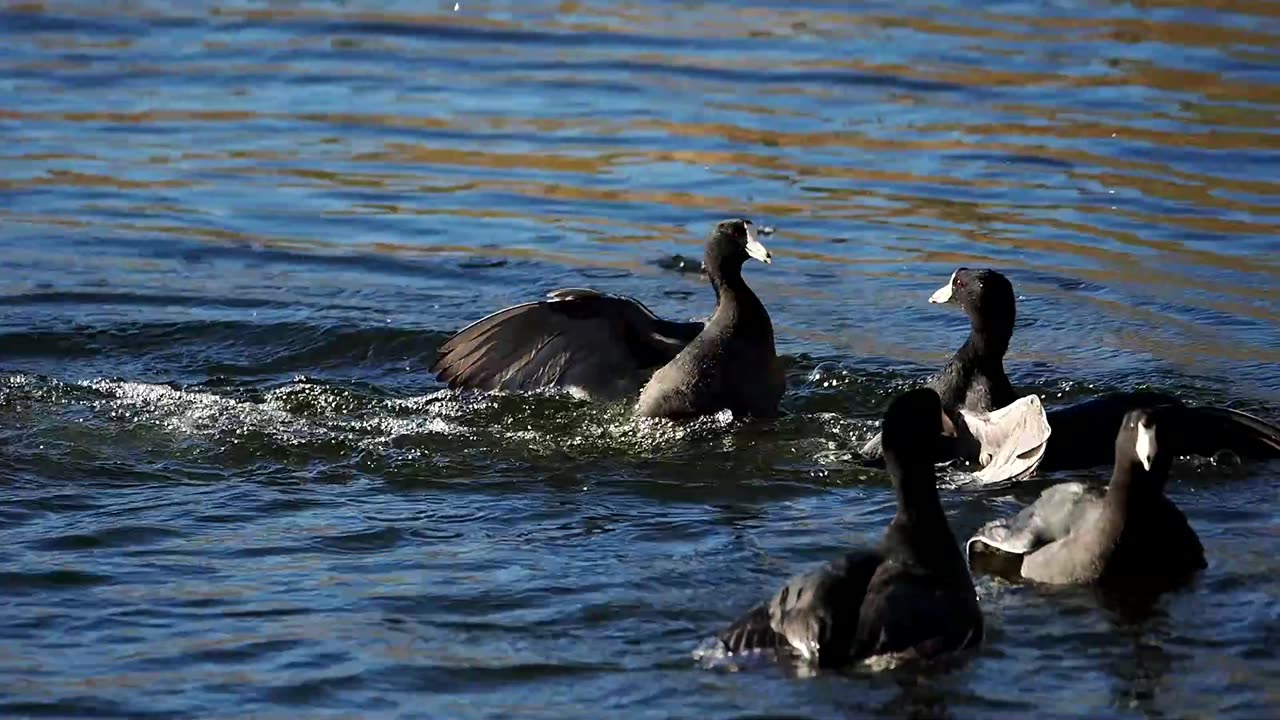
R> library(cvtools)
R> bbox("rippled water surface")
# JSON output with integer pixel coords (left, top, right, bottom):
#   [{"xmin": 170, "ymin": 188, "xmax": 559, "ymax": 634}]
[{"xmin": 2, "ymin": 1, "xmax": 1279, "ymax": 717}]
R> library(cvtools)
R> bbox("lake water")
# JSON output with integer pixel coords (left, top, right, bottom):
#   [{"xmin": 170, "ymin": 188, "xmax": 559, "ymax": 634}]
[{"xmin": 2, "ymin": 1, "xmax": 1278, "ymax": 717}]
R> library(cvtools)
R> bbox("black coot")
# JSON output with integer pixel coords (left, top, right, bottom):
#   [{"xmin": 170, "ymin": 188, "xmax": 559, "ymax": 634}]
[
  {"xmin": 433, "ymin": 219, "xmax": 785, "ymax": 419},
  {"xmin": 712, "ymin": 388, "xmax": 983, "ymax": 667},
  {"xmin": 968, "ymin": 407, "xmax": 1206, "ymax": 589},
  {"xmin": 924, "ymin": 267, "xmax": 1280, "ymax": 470}
]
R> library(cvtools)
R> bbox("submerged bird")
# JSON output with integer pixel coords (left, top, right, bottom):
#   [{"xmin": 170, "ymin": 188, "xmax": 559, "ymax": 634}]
[
  {"xmin": 712, "ymin": 388, "xmax": 983, "ymax": 667},
  {"xmin": 918, "ymin": 267, "xmax": 1280, "ymax": 471},
  {"xmin": 432, "ymin": 219, "xmax": 785, "ymax": 419},
  {"xmin": 967, "ymin": 408, "xmax": 1206, "ymax": 588}
]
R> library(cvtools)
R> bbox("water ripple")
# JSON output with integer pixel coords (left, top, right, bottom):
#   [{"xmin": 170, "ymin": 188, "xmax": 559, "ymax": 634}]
[{"xmin": 2, "ymin": 1, "xmax": 1280, "ymax": 718}]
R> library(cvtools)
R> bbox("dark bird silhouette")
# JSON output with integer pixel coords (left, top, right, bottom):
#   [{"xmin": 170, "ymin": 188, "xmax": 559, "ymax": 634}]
[
  {"xmin": 432, "ymin": 219, "xmax": 785, "ymax": 419},
  {"xmin": 713, "ymin": 388, "xmax": 983, "ymax": 667},
  {"xmin": 919, "ymin": 267, "xmax": 1280, "ymax": 471}
]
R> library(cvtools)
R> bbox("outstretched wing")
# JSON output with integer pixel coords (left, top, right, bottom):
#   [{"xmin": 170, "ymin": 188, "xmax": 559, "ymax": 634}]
[
  {"xmin": 1164, "ymin": 404, "xmax": 1280, "ymax": 459},
  {"xmin": 966, "ymin": 482, "xmax": 1101, "ymax": 558},
  {"xmin": 962, "ymin": 394, "xmax": 1051, "ymax": 485},
  {"xmin": 1038, "ymin": 391, "xmax": 1280, "ymax": 471},
  {"xmin": 717, "ymin": 551, "xmax": 881, "ymax": 665},
  {"xmin": 432, "ymin": 289, "xmax": 703, "ymax": 400}
]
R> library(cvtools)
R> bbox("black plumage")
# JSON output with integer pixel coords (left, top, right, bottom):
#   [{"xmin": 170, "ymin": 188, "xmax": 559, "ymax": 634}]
[
  {"xmin": 924, "ymin": 267, "xmax": 1280, "ymax": 471},
  {"xmin": 432, "ymin": 219, "xmax": 784, "ymax": 419},
  {"xmin": 714, "ymin": 388, "xmax": 983, "ymax": 667}
]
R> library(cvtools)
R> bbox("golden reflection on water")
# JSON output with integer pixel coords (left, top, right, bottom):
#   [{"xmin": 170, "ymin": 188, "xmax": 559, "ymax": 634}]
[{"xmin": 2, "ymin": 0, "xmax": 1277, "ymax": 378}]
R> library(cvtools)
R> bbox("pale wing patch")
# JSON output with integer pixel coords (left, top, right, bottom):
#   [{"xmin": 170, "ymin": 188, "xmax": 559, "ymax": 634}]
[{"xmin": 961, "ymin": 394, "xmax": 1051, "ymax": 485}]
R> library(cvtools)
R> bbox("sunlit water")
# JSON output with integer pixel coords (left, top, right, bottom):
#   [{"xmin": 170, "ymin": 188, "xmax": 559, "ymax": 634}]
[{"xmin": 2, "ymin": 1, "xmax": 1278, "ymax": 717}]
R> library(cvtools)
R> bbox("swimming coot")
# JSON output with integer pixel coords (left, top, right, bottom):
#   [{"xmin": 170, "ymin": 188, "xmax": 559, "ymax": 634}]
[
  {"xmin": 858, "ymin": 268, "xmax": 1050, "ymax": 483},
  {"xmin": 927, "ymin": 268, "xmax": 1017, "ymax": 415},
  {"xmin": 713, "ymin": 388, "xmax": 983, "ymax": 667},
  {"xmin": 923, "ymin": 267, "xmax": 1280, "ymax": 470},
  {"xmin": 967, "ymin": 408, "xmax": 1206, "ymax": 588},
  {"xmin": 433, "ymin": 219, "xmax": 785, "ymax": 419}
]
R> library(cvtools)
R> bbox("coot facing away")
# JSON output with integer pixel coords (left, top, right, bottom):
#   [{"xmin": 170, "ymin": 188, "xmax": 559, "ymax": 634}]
[{"xmin": 710, "ymin": 388, "xmax": 983, "ymax": 667}]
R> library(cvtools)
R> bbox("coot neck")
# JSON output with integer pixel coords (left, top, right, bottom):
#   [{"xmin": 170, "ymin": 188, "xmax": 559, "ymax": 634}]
[
  {"xmin": 935, "ymin": 314, "xmax": 1014, "ymax": 412},
  {"xmin": 709, "ymin": 263, "xmax": 768, "ymax": 331},
  {"xmin": 890, "ymin": 459, "xmax": 945, "ymax": 519},
  {"xmin": 959, "ymin": 316, "xmax": 1011, "ymax": 367},
  {"xmin": 883, "ymin": 459, "xmax": 964, "ymax": 576},
  {"xmin": 1102, "ymin": 459, "xmax": 1162, "ymax": 525}
]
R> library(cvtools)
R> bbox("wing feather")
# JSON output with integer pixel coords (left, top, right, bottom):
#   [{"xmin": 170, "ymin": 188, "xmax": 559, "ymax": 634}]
[
  {"xmin": 717, "ymin": 551, "xmax": 881, "ymax": 665},
  {"xmin": 433, "ymin": 289, "xmax": 704, "ymax": 399},
  {"xmin": 967, "ymin": 482, "xmax": 1102, "ymax": 558}
]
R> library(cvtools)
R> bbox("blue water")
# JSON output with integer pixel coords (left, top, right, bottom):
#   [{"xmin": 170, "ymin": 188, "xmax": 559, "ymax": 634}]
[{"xmin": 2, "ymin": 1, "xmax": 1278, "ymax": 717}]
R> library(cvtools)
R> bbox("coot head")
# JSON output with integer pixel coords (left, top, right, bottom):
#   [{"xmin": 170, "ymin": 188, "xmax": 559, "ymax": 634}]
[
  {"xmin": 929, "ymin": 268, "xmax": 1015, "ymax": 334},
  {"xmin": 882, "ymin": 388, "xmax": 957, "ymax": 473},
  {"xmin": 705, "ymin": 218, "xmax": 771, "ymax": 274},
  {"xmin": 1115, "ymin": 408, "xmax": 1170, "ymax": 483}
]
